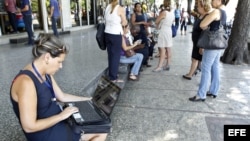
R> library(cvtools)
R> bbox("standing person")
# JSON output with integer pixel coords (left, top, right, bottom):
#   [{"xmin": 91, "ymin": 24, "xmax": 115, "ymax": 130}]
[
  {"xmin": 10, "ymin": 34, "xmax": 108, "ymax": 141},
  {"xmin": 5, "ymin": 0, "xmax": 18, "ymax": 33},
  {"xmin": 125, "ymin": 4, "xmax": 131, "ymax": 22},
  {"xmin": 131, "ymin": 2, "xmax": 151, "ymax": 68},
  {"xmin": 174, "ymin": 3, "xmax": 181, "ymax": 30},
  {"xmin": 154, "ymin": 4, "xmax": 165, "ymax": 59},
  {"xmin": 104, "ymin": 0, "xmax": 127, "ymax": 83},
  {"xmin": 152, "ymin": 0, "xmax": 174, "ymax": 72},
  {"xmin": 180, "ymin": 8, "xmax": 189, "ymax": 35},
  {"xmin": 189, "ymin": 0, "xmax": 227, "ymax": 102},
  {"xmin": 49, "ymin": 0, "xmax": 61, "ymax": 37},
  {"xmin": 182, "ymin": 2, "xmax": 210, "ymax": 80},
  {"xmin": 20, "ymin": 0, "xmax": 34, "ymax": 45},
  {"xmin": 212, "ymin": 0, "xmax": 228, "ymax": 27},
  {"xmin": 141, "ymin": 2, "xmax": 147, "ymax": 13}
]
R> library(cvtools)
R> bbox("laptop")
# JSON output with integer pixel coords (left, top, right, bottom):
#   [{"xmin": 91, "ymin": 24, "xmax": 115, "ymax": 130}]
[
  {"xmin": 65, "ymin": 100, "xmax": 108, "ymax": 126},
  {"xmin": 65, "ymin": 76, "xmax": 121, "ymax": 126}
]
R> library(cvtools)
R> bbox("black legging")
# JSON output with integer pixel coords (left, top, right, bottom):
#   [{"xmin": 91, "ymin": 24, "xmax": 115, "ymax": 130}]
[{"xmin": 180, "ymin": 21, "xmax": 187, "ymax": 32}]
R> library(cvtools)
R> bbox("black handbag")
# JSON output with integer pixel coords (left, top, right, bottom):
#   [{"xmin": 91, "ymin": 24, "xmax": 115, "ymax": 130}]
[
  {"xmin": 197, "ymin": 25, "xmax": 228, "ymax": 49},
  {"xmin": 96, "ymin": 23, "xmax": 106, "ymax": 50}
]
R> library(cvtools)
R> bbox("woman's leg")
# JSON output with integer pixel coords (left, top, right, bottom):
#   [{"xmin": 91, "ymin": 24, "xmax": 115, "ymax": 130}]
[
  {"xmin": 120, "ymin": 54, "xmax": 143, "ymax": 75},
  {"xmin": 209, "ymin": 50, "xmax": 221, "ymax": 96},
  {"xmin": 80, "ymin": 133, "xmax": 107, "ymax": 141},
  {"xmin": 180, "ymin": 22, "xmax": 184, "ymax": 35},
  {"xmin": 184, "ymin": 21, "xmax": 187, "ymax": 35},
  {"xmin": 165, "ymin": 47, "xmax": 171, "ymax": 67},
  {"xmin": 197, "ymin": 50, "xmax": 217, "ymax": 99},
  {"xmin": 153, "ymin": 47, "xmax": 166, "ymax": 71},
  {"xmin": 185, "ymin": 58, "xmax": 199, "ymax": 77},
  {"xmin": 105, "ymin": 34, "xmax": 122, "ymax": 81},
  {"xmin": 131, "ymin": 54, "xmax": 143, "ymax": 75}
]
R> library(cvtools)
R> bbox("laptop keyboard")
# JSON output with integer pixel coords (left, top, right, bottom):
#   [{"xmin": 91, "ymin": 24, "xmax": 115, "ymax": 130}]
[{"xmin": 75, "ymin": 101, "xmax": 103, "ymax": 122}]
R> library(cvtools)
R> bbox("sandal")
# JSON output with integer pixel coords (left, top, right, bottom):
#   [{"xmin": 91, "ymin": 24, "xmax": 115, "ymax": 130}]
[
  {"xmin": 129, "ymin": 75, "xmax": 138, "ymax": 81},
  {"xmin": 154, "ymin": 54, "xmax": 160, "ymax": 58},
  {"xmin": 111, "ymin": 79, "xmax": 124, "ymax": 83},
  {"xmin": 182, "ymin": 74, "xmax": 192, "ymax": 80}
]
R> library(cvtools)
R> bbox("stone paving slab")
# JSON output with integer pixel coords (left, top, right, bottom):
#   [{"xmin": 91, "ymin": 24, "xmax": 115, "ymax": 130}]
[
  {"xmin": 108, "ymin": 106, "xmax": 250, "ymax": 141},
  {"xmin": 205, "ymin": 117, "xmax": 250, "ymax": 141}
]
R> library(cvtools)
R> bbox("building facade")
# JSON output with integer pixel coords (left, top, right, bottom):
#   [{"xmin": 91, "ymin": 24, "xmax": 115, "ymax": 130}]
[{"xmin": 0, "ymin": 0, "xmax": 114, "ymax": 36}]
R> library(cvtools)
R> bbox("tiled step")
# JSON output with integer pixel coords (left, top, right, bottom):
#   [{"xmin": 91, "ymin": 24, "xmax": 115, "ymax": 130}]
[{"xmin": 9, "ymin": 31, "xmax": 71, "ymax": 44}]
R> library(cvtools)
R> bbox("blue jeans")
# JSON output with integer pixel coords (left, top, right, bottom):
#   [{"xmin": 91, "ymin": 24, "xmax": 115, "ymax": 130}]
[
  {"xmin": 197, "ymin": 49, "xmax": 221, "ymax": 99},
  {"xmin": 51, "ymin": 16, "xmax": 59, "ymax": 37},
  {"xmin": 23, "ymin": 14, "xmax": 34, "ymax": 44},
  {"xmin": 120, "ymin": 53, "xmax": 143, "ymax": 75},
  {"xmin": 105, "ymin": 33, "xmax": 122, "ymax": 80}
]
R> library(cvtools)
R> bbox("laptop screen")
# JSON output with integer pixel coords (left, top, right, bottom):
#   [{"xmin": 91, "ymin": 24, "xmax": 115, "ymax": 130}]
[{"xmin": 92, "ymin": 76, "xmax": 121, "ymax": 115}]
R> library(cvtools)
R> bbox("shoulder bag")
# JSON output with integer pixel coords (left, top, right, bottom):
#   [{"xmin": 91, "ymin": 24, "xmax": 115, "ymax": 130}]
[
  {"xmin": 197, "ymin": 25, "xmax": 228, "ymax": 49},
  {"xmin": 96, "ymin": 23, "xmax": 106, "ymax": 50},
  {"xmin": 125, "ymin": 49, "xmax": 136, "ymax": 57},
  {"xmin": 197, "ymin": 11, "xmax": 228, "ymax": 49}
]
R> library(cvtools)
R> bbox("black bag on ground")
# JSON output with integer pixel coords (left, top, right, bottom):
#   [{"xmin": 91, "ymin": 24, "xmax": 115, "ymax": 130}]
[
  {"xmin": 96, "ymin": 23, "xmax": 106, "ymax": 50},
  {"xmin": 67, "ymin": 116, "xmax": 112, "ymax": 134}
]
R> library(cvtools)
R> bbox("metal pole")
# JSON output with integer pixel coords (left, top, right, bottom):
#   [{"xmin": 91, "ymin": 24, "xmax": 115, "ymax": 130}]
[
  {"xmin": 41, "ymin": 0, "xmax": 48, "ymax": 33},
  {"xmin": 79, "ymin": 0, "xmax": 82, "ymax": 26},
  {"xmin": 87, "ymin": 0, "xmax": 90, "ymax": 25},
  {"xmin": 154, "ymin": 0, "xmax": 155, "ymax": 18}
]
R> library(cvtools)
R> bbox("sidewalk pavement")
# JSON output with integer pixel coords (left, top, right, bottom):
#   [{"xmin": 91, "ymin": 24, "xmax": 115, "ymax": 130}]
[{"xmin": 0, "ymin": 26, "xmax": 250, "ymax": 141}]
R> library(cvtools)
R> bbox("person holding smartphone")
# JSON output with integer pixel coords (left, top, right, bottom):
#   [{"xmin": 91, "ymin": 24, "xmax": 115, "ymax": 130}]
[{"xmin": 120, "ymin": 24, "xmax": 143, "ymax": 81}]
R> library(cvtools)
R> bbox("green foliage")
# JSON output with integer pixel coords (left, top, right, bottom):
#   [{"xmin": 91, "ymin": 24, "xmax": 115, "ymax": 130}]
[{"xmin": 31, "ymin": 0, "xmax": 38, "ymax": 12}]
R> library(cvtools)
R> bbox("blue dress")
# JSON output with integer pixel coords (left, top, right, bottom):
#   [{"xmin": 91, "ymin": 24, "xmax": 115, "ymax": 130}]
[
  {"xmin": 134, "ymin": 13, "xmax": 148, "ymax": 46},
  {"xmin": 134, "ymin": 13, "xmax": 149, "ymax": 65},
  {"xmin": 10, "ymin": 70, "xmax": 80, "ymax": 141}
]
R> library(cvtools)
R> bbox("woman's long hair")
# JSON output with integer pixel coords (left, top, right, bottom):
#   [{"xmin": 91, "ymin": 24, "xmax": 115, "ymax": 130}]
[
  {"xmin": 200, "ymin": 0, "xmax": 212, "ymax": 13},
  {"xmin": 222, "ymin": 0, "xmax": 230, "ymax": 6},
  {"xmin": 111, "ymin": 0, "xmax": 118, "ymax": 14},
  {"xmin": 164, "ymin": 0, "xmax": 172, "ymax": 12},
  {"xmin": 32, "ymin": 34, "xmax": 68, "ymax": 58}
]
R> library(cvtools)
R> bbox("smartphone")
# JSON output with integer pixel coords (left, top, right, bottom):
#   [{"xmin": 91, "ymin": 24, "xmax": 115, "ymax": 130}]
[{"xmin": 72, "ymin": 112, "xmax": 84, "ymax": 124}]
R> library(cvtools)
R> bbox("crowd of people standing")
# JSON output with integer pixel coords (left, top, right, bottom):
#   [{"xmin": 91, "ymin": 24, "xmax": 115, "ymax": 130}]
[
  {"xmin": 104, "ymin": 0, "xmax": 229, "ymax": 103},
  {"xmin": 4, "ymin": 0, "xmax": 61, "ymax": 45}
]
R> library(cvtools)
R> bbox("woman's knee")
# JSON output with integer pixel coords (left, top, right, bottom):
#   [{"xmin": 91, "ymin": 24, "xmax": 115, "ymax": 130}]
[
  {"xmin": 137, "ymin": 54, "xmax": 143, "ymax": 60},
  {"xmin": 80, "ymin": 133, "xmax": 107, "ymax": 141}
]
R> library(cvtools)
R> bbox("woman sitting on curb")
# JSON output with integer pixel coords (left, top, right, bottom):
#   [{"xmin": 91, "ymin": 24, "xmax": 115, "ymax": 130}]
[
  {"xmin": 10, "ymin": 34, "xmax": 107, "ymax": 141},
  {"xmin": 120, "ymin": 24, "xmax": 143, "ymax": 81}
]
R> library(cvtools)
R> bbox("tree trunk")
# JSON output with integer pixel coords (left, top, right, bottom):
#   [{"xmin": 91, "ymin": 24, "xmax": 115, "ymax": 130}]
[{"xmin": 221, "ymin": 0, "xmax": 250, "ymax": 65}]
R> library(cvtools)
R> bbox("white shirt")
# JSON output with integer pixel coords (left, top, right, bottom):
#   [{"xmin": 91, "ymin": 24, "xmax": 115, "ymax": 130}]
[{"xmin": 104, "ymin": 4, "xmax": 123, "ymax": 35}]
